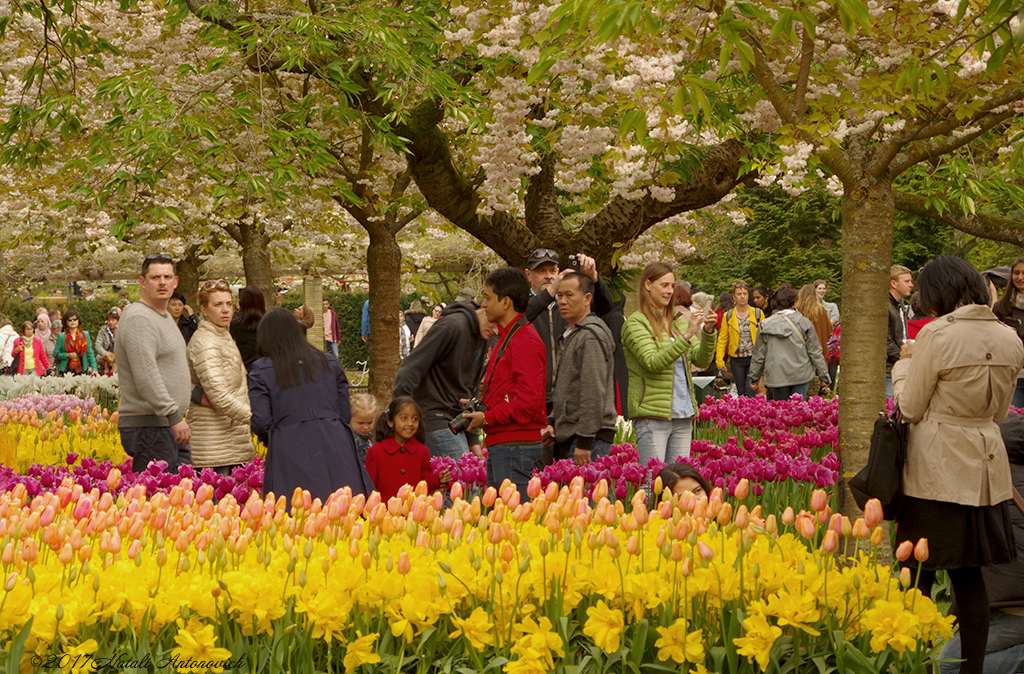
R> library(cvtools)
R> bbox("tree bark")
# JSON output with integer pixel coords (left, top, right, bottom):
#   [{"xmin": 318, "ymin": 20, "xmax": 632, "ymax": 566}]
[
  {"xmin": 836, "ymin": 171, "xmax": 895, "ymax": 518},
  {"xmin": 176, "ymin": 254, "xmax": 202, "ymax": 309},
  {"xmin": 364, "ymin": 222, "xmax": 402, "ymax": 404},
  {"xmin": 231, "ymin": 220, "xmax": 276, "ymax": 309}
]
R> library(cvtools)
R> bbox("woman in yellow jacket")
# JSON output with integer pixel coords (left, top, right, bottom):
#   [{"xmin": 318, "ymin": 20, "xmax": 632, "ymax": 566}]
[{"xmin": 715, "ymin": 281, "xmax": 764, "ymax": 397}]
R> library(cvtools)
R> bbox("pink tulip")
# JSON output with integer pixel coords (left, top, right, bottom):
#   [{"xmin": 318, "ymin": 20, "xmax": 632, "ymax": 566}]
[
  {"xmin": 733, "ymin": 478, "xmax": 749, "ymax": 500},
  {"xmin": 810, "ymin": 489, "xmax": 828, "ymax": 512},
  {"xmin": 697, "ymin": 541, "xmax": 714, "ymax": 560},
  {"xmin": 895, "ymin": 540, "xmax": 914, "ymax": 562},
  {"xmin": 864, "ymin": 499, "xmax": 883, "ymax": 527}
]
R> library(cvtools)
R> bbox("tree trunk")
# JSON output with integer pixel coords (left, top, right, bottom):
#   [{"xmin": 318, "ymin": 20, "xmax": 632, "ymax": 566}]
[
  {"xmin": 837, "ymin": 172, "xmax": 895, "ymax": 518},
  {"xmin": 237, "ymin": 221, "xmax": 276, "ymax": 309},
  {"xmin": 176, "ymin": 254, "xmax": 202, "ymax": 309},
  {"xmin": 366, "ymin": 224, "xmax": 402, "ymax": 404}
]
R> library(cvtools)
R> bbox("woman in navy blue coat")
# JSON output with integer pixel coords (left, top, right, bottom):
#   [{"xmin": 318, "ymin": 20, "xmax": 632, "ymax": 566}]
[{"xmin": 249, "ymin": 309, "xmax": 374, "ymax": 508}]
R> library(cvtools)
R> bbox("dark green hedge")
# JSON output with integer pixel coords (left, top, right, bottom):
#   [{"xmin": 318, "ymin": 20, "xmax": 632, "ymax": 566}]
[{"xmin": 2, "ymin": 300, "xmax": 117, "ymax": 337}]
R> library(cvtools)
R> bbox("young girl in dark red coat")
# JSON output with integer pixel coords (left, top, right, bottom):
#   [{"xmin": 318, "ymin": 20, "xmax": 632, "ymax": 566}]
[{"xmin": 365, "ymin": 397, "xmax": 451, "ymax": 501}]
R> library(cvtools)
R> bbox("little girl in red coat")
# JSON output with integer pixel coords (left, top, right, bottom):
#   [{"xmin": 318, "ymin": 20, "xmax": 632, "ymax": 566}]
[{"xmin": 364, "ymin": 397, "xmax": 451, "ymax": 501}]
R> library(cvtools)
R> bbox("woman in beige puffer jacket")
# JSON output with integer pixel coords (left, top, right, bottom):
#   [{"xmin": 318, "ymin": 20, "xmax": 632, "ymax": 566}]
[{"xmin": 187, "ymin": 281, "xmax": 255, "ymax": 472}]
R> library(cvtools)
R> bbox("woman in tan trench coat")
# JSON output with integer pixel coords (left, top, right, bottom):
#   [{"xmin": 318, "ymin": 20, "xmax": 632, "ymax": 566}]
[
  {"xmin": 892, "ymin": 255, "xmax": 1023, "ymax": 674},
  {"xmin": 187, "ymin": 281, "xmax": 255, "ymax": 474}
]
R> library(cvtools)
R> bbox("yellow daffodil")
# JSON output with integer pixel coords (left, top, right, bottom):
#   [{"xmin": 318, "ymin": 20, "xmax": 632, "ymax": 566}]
[
  {"xmin": 583, "ymin": 600, "xmax": 625, "ymax": 653},
  {"xmin": 655, "ymin": 619, "xmax": 703, "ymax": 663},
  {"xmin": 734, "ymin": 612, "xmax": 782, "ymax": 671},
  {"xmin": 765, "ymin": 590, "xmax": 822, "ymax": 636},
  {"xmin": 343, "ymin": 631, "xmax": 381, "ymax": 673},
  {"xmin": 511, "ymin": 616, "xmax": 564, "ymax": 669},
  {"xmin": 450, "ymin": 606, "xmax": 495, "ymax": 650},
  {"xmin": 862, "ymin": 600, "xmax": 922, "ymax": 654},
  {"xmin": 171, "ymin": 618, "xmax": 234, "ymax": 673},
  {"xmin": 61, "ymin": 638, "xmax": 98, "ymax": 674}
]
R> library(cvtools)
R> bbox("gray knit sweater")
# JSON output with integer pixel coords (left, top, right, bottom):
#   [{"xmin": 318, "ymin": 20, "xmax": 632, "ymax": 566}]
[{"xmin": 115, "ymin": 301, "xmax": 191, "ymax": 427}]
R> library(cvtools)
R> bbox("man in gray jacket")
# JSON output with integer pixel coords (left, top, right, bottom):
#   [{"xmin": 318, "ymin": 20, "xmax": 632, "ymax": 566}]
[
  {"xmin": 748, "ymin": 285, "xmax": 831, "ymax": 401},
  {"xmin": 543, "ymin": 272, "xmax": 617, "ymax": 464},
  {"xmin": 115, "ymin": 253, "xmax": 192, "ymax": 472}
]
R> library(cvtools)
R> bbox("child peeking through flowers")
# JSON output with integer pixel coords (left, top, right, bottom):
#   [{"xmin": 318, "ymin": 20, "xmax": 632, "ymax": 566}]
[{"xmin": 364, "ymin": 396, "xmax": 452, "ymax": 501}]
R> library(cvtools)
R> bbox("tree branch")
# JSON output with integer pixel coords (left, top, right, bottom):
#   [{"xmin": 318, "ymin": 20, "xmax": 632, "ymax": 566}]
[
  {"xmin": 792, "ymin": 25, "xmax": 815, "ymax": 118},
  {"xmin": 890, "ymin": 107, "xmax": 1019, "ymax": 175},
  {"xmin": 894, "ymin": 190, "xmax": 1024, "ymax": 246}
]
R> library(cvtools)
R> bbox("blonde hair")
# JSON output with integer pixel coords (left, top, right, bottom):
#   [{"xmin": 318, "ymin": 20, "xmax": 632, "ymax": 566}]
[
  {"xmin": 293, "ymin": 304, "xmax": 314, "ymax": 328},
  {"xmin": 889, "ymin": 265, "xmax": 911, "ymax": 281},
  {"xmin": 795, "ymin": 284, "xmax": 826, "ymax": 322},
  {"xmin": 639, "ymin": 262, "xmax": 676, "ymax": 341},
  {"xmin": 350, "ymin": 393, "xmax": 380, "ymax": 418}
]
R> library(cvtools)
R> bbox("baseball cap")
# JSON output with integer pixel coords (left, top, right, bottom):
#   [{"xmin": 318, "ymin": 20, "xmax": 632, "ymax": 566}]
[
  {"xmin": 527, "ymin": 249, "xmax": 559, "ymax": 270},
  {"xmin": 983, "ymin": 266, "xmax": 1011, "ymax": 288}
]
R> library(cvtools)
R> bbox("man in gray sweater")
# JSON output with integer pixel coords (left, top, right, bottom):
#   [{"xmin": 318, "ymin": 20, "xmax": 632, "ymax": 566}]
[
  {"xmin": 115, "ymin": 253, "xmax": 192, "ymax": 473},
  {"xmin": 543, "ymin": 272, "xmax": 617, "ymax": 465}
]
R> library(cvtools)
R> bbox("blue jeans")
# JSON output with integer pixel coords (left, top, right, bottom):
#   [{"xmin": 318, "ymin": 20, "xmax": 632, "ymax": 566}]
[
  {"xmin": 326, "ymin": 341, "xmax": 338, "ymax": 357},
  {"xmin": 939, "ymin": 610, "xmax": 1024, "ymax": 674},
  {"xmin": 119, "ymin": 427, "xmax": 191, "ymax": 473},
  {"xmin": 768, "ymin": 383, "xmax": 810, "ymax": 401},
  {"xmin": 486, "ymin": 442, "xmax": 543, "ymax": 498},
  {"xmin": 566, "ymin": 437, "xmax": 613, "ymax": 461},
  {"xmin": 425, "ymin": 427, "xmax": 469, "ymax": 461},
  {"xmin": 886, "ymin": 376, "xmax": 894, "ymax": 399},
  {"xmin": 1012, "ymin": 377, "xmax": 1024, "ymax": 409},
  {"xmin": 633, "ymin": 418, "xmax": 693, "ymax": 464},
  {"xmin": 730, "ymin": 356, "xmax": 755, "ymax": 397}
]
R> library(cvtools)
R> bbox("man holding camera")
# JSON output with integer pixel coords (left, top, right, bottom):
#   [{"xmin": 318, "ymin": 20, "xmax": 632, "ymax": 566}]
[
  {"xmin": 542, "ymin": 272, "xmax": 617, "ymax": 465},
  {"xmin": 393, "ymin": 300, "xmax": 497, "ymax": 460},
  {"xmin": 461, "ymin": 268, "xmax": 547, "ymax": 497},
  {"xmin": 525, "ymin": 250, "xmax": 614, "ymax": 403}
]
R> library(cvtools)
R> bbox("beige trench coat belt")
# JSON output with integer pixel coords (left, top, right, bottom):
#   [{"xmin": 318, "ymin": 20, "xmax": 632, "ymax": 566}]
[{"xmin": 924, "ymin": 412, "xmax": 995, "ymax": 427}]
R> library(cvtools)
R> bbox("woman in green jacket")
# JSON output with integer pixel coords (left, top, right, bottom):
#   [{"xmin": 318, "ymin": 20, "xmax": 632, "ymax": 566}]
[
  {"xmin": 622, "ymin": 262, "xmax": 717, "ymax": 464},
  {"xmin": 54, "ymin": 310, "xmax": 97, "ymax": 375}
]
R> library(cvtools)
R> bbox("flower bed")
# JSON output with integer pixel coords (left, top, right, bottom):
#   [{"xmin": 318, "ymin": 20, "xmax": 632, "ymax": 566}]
[
  {"xmin": 0, "ymin": 455, "xmax": 265, "ymax": 503},
  {"xmin": 0, "ymin": 476, "xmax": 949, "ymax": 673},
  {"xmin": 536, "ymin": 396, "xmax": 839, "ymax": 510},
  {"xmin": 0, "ymin": 401, "xmax": 122, "ymax": 473},
  {"xmin": 0, "ymin": 375, "xmax": 119, "ymax": 413}
]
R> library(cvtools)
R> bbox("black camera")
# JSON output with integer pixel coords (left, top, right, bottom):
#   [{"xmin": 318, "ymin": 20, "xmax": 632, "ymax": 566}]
[
  {"xmin": 568, "ymin": 254, "xmax": 580, "ymax": 272},
  {"xmin": 448, "ymin": 398, "xmax": 487, "ymax": 434}
]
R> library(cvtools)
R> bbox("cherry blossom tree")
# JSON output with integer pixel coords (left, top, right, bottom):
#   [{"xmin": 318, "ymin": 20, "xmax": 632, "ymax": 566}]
[{"xmin": 543, "ymin": 0, "xmax": 1023, "ymax": 512}]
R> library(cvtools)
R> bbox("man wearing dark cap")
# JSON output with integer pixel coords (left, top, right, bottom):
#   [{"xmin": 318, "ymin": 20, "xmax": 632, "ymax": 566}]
[
  {"xmin": 939, "ymin": 411, "xmax": 1024, "ymax": 674},
  {"xmin": 524, "ymin": 249, "xmax": 614, "ymax": 463}
]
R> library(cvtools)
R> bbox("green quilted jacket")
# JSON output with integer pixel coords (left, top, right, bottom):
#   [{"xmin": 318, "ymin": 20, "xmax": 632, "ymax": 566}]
[{"xmin": 621, "ymin": 311, "xmax": 717, "ymax": 419}]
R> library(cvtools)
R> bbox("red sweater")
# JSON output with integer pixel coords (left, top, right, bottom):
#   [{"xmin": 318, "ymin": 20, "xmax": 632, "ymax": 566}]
[
  {"xmin": 364, "ymin": 436, "xmax": 440, "ymax": 501},
  {"xmin": 482, "ymin": 314, "xmax": 547, "ymax": 446}
]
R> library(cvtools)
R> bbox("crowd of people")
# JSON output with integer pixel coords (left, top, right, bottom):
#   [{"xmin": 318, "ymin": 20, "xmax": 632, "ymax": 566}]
[{"xmin": 6, "ymin": 250, "xmax": 1024, "ymax": 671}]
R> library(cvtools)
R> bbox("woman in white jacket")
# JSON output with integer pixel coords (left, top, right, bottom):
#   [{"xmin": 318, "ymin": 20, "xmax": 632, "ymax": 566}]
[
  {"xmin": 0, "ymin": 319, "xmax": 19, "ymax": 373},
  {"xmin": 187, "ymin": 280, "xmax": 255, "ymax": 474}
]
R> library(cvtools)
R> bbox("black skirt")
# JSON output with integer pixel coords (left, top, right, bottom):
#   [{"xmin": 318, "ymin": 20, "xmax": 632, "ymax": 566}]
[{"xmin": 895, "ymin": 496, "xmax": 1017, "ymax": 571}]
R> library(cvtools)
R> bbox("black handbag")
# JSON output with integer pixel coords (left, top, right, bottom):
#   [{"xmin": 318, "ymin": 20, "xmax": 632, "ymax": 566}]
[{"xmin": 849, "ymin": 405, "xmax": 909, "ymax": 520}]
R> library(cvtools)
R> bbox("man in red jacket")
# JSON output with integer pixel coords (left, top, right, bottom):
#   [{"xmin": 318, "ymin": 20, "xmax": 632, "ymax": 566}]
[{"xmin": 461, "ymin": 267, "xmax": 547, "ymax": 498}]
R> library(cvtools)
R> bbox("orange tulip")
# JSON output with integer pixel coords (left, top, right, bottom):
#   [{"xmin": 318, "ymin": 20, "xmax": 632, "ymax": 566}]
[
  {"xmin": 821, "ymin": 529, "xmax": 838, "ymax": 553},
  {"xmin": 895, "ymin": 540, "xmax": 914, "ymax": 562},
  {"xmin": 913, "ymin": 538, "xmax": 929, "ymax": 563}
]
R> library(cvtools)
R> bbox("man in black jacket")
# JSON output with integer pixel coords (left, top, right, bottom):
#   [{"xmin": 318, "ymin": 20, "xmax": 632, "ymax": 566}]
[
  {"xmin": 393, "ymin": 301, "xmax": 497, "ymax": 460},
  {"xmin": 938, "ymin": 412, "xmax": 1024, "ymax": 674},
  {"xmin": 886, "ymin": 265, "xmax": 913, "ymax": 397}
]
